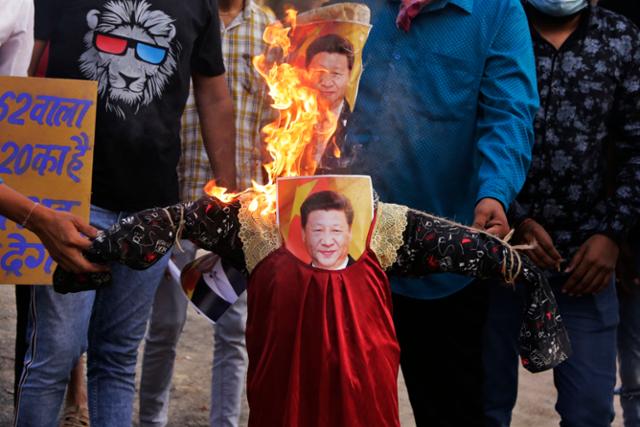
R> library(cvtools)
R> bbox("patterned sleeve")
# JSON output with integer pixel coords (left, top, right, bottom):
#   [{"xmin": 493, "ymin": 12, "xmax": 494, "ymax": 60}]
[
  {"xmin": 53, "ymin": 196, "xmax": 247, "ymax": 293},
  {"xmin": 597, "ymin": 26, "xmax": 640, "ymax": 243},
  {"xmin": 88, "ymin": 196, "xmax": 246, "ymax": 270}
]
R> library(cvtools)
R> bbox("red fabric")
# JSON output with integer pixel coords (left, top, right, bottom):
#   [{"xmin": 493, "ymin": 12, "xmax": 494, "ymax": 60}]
[
  {"xmin": 396, "ymin": 0, "xmax": 432, "ymax": 32},
  {"xmin": 246, "ymin": 245, "xmax": 401, "ymax": 427}
]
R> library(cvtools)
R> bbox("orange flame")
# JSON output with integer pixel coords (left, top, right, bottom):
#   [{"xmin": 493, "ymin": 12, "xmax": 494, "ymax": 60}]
[{"xmin": 204, "ymin": 8, "xmax": 339, "ymax": 215}]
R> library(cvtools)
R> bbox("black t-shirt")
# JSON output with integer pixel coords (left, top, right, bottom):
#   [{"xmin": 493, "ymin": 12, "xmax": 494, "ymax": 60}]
[{"xmin": 35, "ymin": 0, "xmax": 225, "ymax": 211}]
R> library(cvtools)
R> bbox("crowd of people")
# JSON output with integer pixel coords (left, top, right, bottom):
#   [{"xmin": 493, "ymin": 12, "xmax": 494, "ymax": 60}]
[{"xmin": 1, "ymin": 0, "xmax": 639, "ymax": 426}]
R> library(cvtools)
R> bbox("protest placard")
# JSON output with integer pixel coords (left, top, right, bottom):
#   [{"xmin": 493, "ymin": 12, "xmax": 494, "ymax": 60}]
[{"xmin": 0, "ymin": 76, "xmax": 97, "ymax": 284}]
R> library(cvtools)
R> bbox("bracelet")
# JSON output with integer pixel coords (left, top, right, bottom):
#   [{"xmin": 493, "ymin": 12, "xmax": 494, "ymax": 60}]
[{"xmin": 21, "ymin": 202, "xmax": 40, "ymax": 228}]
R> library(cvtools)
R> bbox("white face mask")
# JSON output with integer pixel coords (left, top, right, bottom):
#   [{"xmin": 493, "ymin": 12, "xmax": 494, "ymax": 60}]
[{"xmin": 528, "ymin": 0, "xmax": 588, "ymax": 17}]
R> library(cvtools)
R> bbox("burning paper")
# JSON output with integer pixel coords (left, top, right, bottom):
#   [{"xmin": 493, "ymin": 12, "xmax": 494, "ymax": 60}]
[{"xmin": 205, "ymin": 3, "xmax": 371, "ymax": 216}]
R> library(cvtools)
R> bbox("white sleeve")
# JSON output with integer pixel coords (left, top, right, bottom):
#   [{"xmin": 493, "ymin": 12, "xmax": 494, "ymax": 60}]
[{"xmin": 0, "ymin": 0, "xmax": 34, "ymax": 76}]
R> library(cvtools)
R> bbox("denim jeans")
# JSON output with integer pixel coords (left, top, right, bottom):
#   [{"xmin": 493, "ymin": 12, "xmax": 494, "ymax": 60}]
[
  {"xmin": 139, "ymin": 240, "xmax": 248, "ymax": 427},
  {"xmin": 484, "ymin": 274, "xmax": 619, "ymax": 427},
  {"xmin": 14, "ymin": 205, "xmax": 170, "ymax": 427},
  {"xmin": 618, "ymin": 257, "xmax": 640, "ymax": 427},
  {"xmin": 210, "ymin": 291, "xmax": 248, "ymax": 427}
]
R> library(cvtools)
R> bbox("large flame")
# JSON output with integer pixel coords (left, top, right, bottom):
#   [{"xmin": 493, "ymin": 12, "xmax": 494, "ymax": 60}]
[{"xmin": 205, "ymin": 8, "xmax": 339, "ymax": 215}]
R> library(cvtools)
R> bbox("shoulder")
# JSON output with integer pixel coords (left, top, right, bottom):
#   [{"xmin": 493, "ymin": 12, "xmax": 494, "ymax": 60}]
[
  {"xmin": 469, "ymin": 0, "xmax": 524, "ymax": 18},
  {"xmin": 591, "ymin": 7, "xmax": 640, "ymax": 60},
  {"xmin": 447, "ymin": 0, "xmax": 528, "ymax": 42},
  {"xmin": 593, "ymin": 7, "xmax": 640, "ymax": 41},
  {"xmin": 251, "ymin": 2, "xmax": 277, "ymax": 25},
  {"xmin": 594, "ymin": 6, "xmax": 640, "ymax": 33}
]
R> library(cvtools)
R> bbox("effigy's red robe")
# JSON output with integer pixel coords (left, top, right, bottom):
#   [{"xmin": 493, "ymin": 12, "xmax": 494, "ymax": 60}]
[{"xmin": 247, "ymin": 244, "xmax": 400, "ymax": 427}]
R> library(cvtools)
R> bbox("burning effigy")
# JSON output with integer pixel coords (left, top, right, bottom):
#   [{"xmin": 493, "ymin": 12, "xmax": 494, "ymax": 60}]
[{"xmin": 53, "ymin": 4, "xmax": 571, "ymax": 427}]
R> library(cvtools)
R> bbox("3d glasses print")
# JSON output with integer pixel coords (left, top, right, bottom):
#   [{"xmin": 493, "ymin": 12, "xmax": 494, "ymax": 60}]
[{"xmin": 93, "ymin": 32, "xmax": 168, "ymax": 65}]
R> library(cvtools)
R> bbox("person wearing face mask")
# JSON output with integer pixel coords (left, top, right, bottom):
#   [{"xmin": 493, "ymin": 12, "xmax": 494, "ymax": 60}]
[{"xmin": 483, "ymin": 1, "xmax": 640, "ymax": 426}]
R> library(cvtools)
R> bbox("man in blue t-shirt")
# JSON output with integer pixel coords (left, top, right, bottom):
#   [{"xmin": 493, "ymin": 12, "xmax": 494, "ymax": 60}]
[{"xmin": 342, "ymin": 0, "xmax": 538, "ymax": 425}]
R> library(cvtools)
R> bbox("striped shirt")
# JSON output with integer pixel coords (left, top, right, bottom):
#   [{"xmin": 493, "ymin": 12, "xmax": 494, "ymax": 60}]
[{"xmin": 179, "ymin": 1, "xmax": 275, "ymax": 202}]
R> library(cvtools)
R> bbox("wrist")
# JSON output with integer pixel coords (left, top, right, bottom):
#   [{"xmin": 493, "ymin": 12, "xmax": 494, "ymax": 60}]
[
  {"xmin": 26, "ymin": 204, "xmax": 54, "ymax": 234},
  {"xmin": 476, "ymin": 191, "xmax": 508, "ymax": 213},
  {"xmin": 591, "ymin": 232, "xmax": 620, "ymax": 249},
  {"xmin": 476, "ymin": 197, "xmax": 506, "ymax": 214}
]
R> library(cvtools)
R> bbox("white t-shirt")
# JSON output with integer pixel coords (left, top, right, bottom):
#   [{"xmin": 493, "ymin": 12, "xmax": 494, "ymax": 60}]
[{"xmin": 0, "ymin": 0, "xmax": 34, "ymax": 76}]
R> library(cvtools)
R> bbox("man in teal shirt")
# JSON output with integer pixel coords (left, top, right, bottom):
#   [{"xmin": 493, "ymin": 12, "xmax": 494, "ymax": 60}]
[{"xmin": 342, "ymin": 0, "xmax": 538, "ymax": 425}]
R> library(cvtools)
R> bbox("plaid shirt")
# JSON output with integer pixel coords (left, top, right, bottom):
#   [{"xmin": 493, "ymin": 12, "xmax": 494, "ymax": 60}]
[{"xmin": 179, "ymin": 1, "xmax": 275, "ymax": 202}]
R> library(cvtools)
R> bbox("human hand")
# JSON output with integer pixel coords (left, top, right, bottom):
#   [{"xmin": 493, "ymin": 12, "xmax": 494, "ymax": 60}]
[
  {"xmin": 562, "ymin": 234, "xmax": 619, "ymax": 296},
  {"xmin": 29, "ymin": 207, "xmax": 108, "ymax": 274},
  {"xmin": 515, "ymin": 218, "xmax": 563, "ymax": 271},
  {"xmin": 472, "ymin": 198, "xmax": 510, "ymax": 238}
]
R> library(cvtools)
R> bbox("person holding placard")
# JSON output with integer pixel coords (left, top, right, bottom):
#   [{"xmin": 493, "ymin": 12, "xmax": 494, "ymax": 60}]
[
  {"xmin": 14, "ymin": 1, "xmax": 235, "ymax": 426},
  {"xmin": 1, "ymin": 0, "xmax": 103, "ymax": 274}
]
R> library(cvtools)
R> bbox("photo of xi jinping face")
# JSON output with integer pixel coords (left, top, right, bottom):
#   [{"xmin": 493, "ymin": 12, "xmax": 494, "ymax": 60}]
[
  {"xmin": 300, "ymin": 190, "xmax": 354, "ymax": 270},
  {"xmin": 304, "ymin": 34, "xmax": 355, "ymax": 173},
  {"xmin": 305, "ymin": 34, "xmax": 354, "ymax": 114}
]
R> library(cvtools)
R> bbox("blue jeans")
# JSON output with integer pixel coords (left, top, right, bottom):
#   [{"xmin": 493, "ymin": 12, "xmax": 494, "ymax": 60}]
[
  {"xmin": 484, "ymin": 275, "xmax": 619, "ymax": 427},
  {"xmin": 619, "ymin": 271, "xmax": 640, "ymax": 427},
  {"xmin": 14, "ymin": 205, "xmax": 171, "ymax": 427}
]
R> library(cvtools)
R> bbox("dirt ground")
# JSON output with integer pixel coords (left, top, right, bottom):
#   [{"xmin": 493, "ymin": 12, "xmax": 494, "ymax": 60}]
[{"xmin": 0, "ymin": 285, "xmax": 623, "ymax": 426}]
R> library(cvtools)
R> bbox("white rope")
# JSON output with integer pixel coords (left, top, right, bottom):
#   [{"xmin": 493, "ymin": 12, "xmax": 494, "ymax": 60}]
[{"xmin": 162, "ymin": 206, "xmax": 185, "ymax": 252}]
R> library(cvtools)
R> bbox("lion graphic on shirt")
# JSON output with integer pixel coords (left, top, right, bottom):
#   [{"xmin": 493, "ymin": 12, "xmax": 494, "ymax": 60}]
[{"xmin": 79, "ymin": 0, "xmax": 180, "ymax": 118}]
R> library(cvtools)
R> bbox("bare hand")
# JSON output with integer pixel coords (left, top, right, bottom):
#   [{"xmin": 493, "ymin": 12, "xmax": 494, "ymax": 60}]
[
  {"xmin": 472, "ymin": 198, "xmax": 510, "ymax": 238},
  {"xmin": 563, "ymin": 234, "xmax": 619, "ymax": 296},
  {"xmin": 515, "ymin": 218, "xmax": 563, "ymax": 270},
  {"xmin": 29, "ymin": 207, "xmax": 108, "ymax": 274}
]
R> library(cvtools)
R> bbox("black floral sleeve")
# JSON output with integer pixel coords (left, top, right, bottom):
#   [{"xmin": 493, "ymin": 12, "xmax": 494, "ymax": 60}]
[
  {"xmin": 52, "ymin": 196, "xmax": 247, "ymax": 293},
  {"xmin": 388, "ymin": 209, "xmax": 572, "ymax": 373}
]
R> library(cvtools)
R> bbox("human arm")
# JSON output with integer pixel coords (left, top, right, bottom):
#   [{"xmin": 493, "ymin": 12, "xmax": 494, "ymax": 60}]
[
  {"xmin": 193, "ymin": 72, "xmax": 237, "ymax": 190},
  {"xmin": 474, "ymin": 2, "xmax": 539, "ymax": 237},
  {"xmin": 472, "ymin": 198, "xmax": 510, "ymax": 238},
  {"xmin": 27, "ymin": 39, "xmax": 47, "ymax": 76},
  {"xmin": 513, "ymin": 218, "xmax": 563, "ymax": 271},
  {"xmin": 507, "ymin": 201, "xmax": 564, "ymax": 271},
  {"xmin": 190, "ymin": 4, "xmax": 236, "ymax": 190},
  {"xmin": 563, "ymin": 33, "xmax": 640, "ymax": 296},
  {"xmin": 0, "ymin": 183, "xmax": 104, "ymax": 273}
]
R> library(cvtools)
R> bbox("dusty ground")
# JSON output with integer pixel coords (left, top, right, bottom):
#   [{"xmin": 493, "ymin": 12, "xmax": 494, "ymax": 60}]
[{"xmin": 0, "ymin": 285, "xmax": 623, "ymax": 426}]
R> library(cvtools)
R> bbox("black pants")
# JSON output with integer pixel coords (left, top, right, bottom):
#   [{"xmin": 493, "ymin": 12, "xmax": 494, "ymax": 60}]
[
  {"xmin": 392, "ymin": 279, "xmax": 489, "ymax": 427},
  {"xmin": 14, "ymin": 285, "xmax": 30, "ymax": 407}
]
